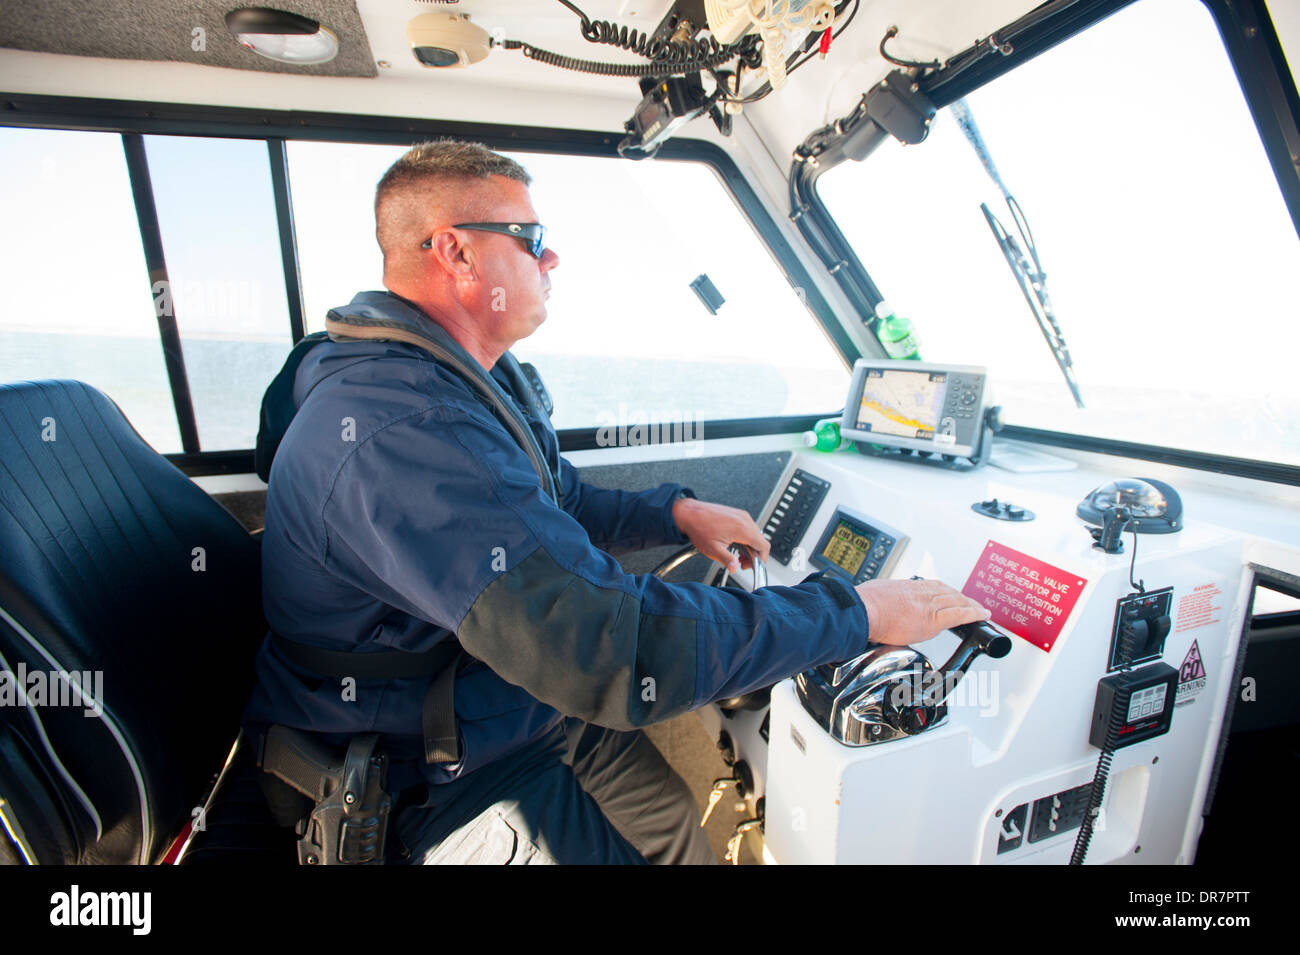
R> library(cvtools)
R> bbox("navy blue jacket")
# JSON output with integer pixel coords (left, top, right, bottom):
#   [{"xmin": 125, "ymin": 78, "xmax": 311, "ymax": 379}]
[{"xmin": 242, "ymin": 292, "xmax": 869, "ymax": 790}]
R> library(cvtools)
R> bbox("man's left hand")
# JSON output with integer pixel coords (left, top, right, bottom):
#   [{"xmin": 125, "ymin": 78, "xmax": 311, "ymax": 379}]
[{"xmin": 672, "ymin": 497, "xmax": 771, "ymax": 574}]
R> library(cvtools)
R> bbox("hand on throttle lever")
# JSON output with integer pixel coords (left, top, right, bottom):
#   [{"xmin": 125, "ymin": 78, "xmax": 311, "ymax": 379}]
[{"xmin": 853, "ymin": 577, "xmax": 990, "ymax": 646}]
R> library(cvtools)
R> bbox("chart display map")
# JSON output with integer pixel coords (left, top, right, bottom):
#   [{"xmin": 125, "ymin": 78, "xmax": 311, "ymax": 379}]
[{"xmin": 855, "ymin": 369, "xmax": 948, "ymax": 441}]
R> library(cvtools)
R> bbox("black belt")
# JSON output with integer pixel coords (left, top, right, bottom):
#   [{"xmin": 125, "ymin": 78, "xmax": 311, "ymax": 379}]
[{"xmin": 271, "ymin": 633, "xmax": 464, "ymax": 765}]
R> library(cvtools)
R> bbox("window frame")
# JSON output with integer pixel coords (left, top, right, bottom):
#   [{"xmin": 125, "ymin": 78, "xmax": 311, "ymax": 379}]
[
  {"xmin": 789, "ymin": 0, "xmax": 1300, "ymax": 486},
  {"xmin": 0, "ymin": 95, "xmax": 856, "ymax": 474}
]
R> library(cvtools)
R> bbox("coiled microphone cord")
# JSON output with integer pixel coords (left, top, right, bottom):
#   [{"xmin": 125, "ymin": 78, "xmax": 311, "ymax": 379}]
[
  {"xmin": 500, "ymin": 0, "xmax": 763, "ymax": 78},
  {"xmin": 502, "ymin": 38, "xmax": 760, "ymax": 78},
  {"xmin": 1069, "ymin": 622, "xmax": 1138, "ymax": 865}
]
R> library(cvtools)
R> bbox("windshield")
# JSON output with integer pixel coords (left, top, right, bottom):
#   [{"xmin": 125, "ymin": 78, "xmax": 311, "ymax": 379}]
[{"xmin": 818, "ymin": 0, "xmax": 1300, "ymax": 466}]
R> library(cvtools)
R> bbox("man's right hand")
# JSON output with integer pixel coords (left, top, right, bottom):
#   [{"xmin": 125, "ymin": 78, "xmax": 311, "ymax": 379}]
[{"xmin": 853, "ymin": 578, "xmax": 991, "ymax": 646}]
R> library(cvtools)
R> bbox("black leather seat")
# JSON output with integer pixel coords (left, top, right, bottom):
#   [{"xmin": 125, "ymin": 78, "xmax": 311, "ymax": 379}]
[
  {"xmin": 0, "ymin": 379, "xmax": 273, "ymax": 863},
  {"xmin": 176, "ymin": 735, "xmax": 297, "ymax": 865}
]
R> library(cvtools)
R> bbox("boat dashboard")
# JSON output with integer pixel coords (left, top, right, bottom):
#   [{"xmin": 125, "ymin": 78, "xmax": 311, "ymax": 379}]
[{"xmin": 683, "ymin": 396, "xmax": 1300, "ymax": 865}]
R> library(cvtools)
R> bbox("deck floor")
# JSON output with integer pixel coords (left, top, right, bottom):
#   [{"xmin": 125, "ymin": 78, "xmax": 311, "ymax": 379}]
[{"xmin": 643, "ymin": 714, "xmax": 760, "ymax": 865}]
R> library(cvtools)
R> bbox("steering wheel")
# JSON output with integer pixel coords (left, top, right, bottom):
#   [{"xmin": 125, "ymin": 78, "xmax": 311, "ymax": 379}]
[{"xmin": 651, "ymin": 542, "xmax": 768, "ymax": 591}]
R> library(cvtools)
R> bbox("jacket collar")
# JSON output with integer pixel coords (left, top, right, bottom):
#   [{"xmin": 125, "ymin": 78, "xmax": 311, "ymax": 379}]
[
  {"xmin": 324, "ymin": 291, "xmax": 559, "ymax": 503},
  {"xmin": 325, "ymin": 291, "xmax": 474, "ymax": 364}
]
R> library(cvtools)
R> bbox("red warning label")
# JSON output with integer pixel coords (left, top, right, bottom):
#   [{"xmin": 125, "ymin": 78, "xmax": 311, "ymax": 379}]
[
  {"xmin": 1175, "ymin": 584, "xmax": 1222, "ymax": 633},
  {"xmin": 962, "ymin": 541, "xmax": 1087, "ymax": 652}
]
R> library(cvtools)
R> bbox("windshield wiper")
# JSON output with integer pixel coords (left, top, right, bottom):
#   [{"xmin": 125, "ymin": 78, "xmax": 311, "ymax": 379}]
[
  {"xmin": 953, "ymin": 99, "xmax": 1085, "ymax": 409},
  {"xmin": 979, "ymin": 201, "xmax": 1085, "ymax": 408}
]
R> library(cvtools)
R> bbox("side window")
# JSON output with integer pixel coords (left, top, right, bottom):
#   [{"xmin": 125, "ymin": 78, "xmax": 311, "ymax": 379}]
[
  {"xmin": 288, "ymin": 142, "xmax": 849, "ymax": 430},
  {"xmin": 0, "ymin": 130, "xmax": 299, "ymax": 454},
  {"xmin": 143, "ymin": 135, "xmax": 293, "ymax": 451},
  {"xmin": 0, "ymin": 127, "xmax": 181, "ymax": 452},
  {"xmin": 506, "ymin": 152, "xmax": 848, "ymax": 430},
  {"xmin": 818, "ymin": 0, "xmax": 1300, "ymax": 465},
  {"xmin": 4, "ymin": 133, "xmax": 845, "ymax": 457},
  {"xmin": 286, "ymin": 141, "xmax": 406, "ymax": 332}
]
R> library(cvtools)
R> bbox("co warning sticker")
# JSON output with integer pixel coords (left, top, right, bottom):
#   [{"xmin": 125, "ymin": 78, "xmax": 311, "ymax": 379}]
[
  {"xmin": 1175, "ymin": 639, "xmax": 1208, "ymax": 707},
  {"xmin": 962, "ymin": 541, "xmax": 1087, "ymax": 652}
]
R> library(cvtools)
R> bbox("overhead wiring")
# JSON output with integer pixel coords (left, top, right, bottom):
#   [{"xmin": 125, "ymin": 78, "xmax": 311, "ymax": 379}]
[
  {"xmin": 878, "ymin": 24, "xmax": 942, "ymax": 70},
  {"xmin": 718, "ymin": 0, "xmax": 860, "ymax": 106},
  {"xmin": 500, "ymin": 1, "xmax": 859, "ymax": 102},
  {"xmin": 500, "ymin": 0, "xmax": 763, "ymax": 78},
  {"xmin": 558, "ymin": 0, "xmax": 748, "ymax": 63},
  {"xmin": 501, "ymin": 39, "xmax": 758, "ymax": 78}
]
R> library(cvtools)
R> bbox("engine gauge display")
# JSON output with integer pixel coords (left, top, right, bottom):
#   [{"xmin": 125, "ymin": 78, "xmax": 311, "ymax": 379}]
[
  {"xmin": 821, "ymin": 520, "xmax": 873, "ymax": 578},
  {"xmin": 809, "ymin": 507, "xmax": 907, "ymax": 585}
]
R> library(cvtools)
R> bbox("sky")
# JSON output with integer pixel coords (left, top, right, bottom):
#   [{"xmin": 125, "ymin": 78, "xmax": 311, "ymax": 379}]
[{"xmin": 823, "ymin": 0, "xmax": 1300, "ymax": 390}]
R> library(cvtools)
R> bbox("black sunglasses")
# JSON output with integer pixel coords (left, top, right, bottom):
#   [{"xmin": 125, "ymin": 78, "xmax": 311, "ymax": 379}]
[{"xmin": 422, "ymin": 222, "xmax": 547, "ymax": 258}]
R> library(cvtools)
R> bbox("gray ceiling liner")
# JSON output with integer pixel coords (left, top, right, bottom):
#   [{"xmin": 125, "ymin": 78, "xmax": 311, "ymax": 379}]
[{"xmin": 0, "ymin": 1, "xmax": 378, "ymax": 78}]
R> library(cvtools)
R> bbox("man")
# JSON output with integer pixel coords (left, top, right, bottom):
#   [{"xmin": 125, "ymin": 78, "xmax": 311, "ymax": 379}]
[{"xmin": 243, "ymin": 140, "xmax": 989, "ymax": 865}]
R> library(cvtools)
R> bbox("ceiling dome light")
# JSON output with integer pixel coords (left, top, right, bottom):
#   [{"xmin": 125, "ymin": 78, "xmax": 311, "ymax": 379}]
[{"xmin": 226, "ymin": 7, "xmax": 339, "ymax": 65}]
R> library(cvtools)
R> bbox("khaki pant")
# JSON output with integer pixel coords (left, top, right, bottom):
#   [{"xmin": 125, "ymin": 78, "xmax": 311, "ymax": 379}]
[{"xmin": 391, "ymin": 717, "xmax": 717, "ymax": 865}]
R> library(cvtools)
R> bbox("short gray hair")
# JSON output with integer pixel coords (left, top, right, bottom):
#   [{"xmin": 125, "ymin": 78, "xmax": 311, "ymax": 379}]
[{"xmin": 375, "ymin": 140, "xmax": 530, "ymax": 214}]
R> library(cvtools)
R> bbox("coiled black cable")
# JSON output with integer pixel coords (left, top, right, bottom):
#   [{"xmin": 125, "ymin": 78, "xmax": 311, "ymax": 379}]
[
  {"xmin": 560, "ymin": 0, "xmax": 743, "ymax": 60},
  {"xmin": 571, "ymin": 7, "xmax": 745, "ymax": 62},
  {"xmin": 501, "ymin": 0, "xmax": 761, "ymax": 78},
  {"xmin": 502, "ymin": 38, "xmax": 759, "ymax": 78},
  {"xmin": 1069, "ymin": 711, "xmax": 1119, "ymax": 865},
  {"xmin": 1069, "ymin": 621, "xmax": 1138, "ymax": 865}
]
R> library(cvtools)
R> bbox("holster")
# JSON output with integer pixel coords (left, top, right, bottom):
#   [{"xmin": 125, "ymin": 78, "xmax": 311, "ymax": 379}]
[{"xmin": 257, "ymin": 725, "xmax": 392, "ymax": 865}]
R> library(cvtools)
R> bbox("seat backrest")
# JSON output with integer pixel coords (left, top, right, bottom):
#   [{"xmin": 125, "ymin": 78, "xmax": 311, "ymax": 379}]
[{"xmin": 0, "ymin": 380, "xmax": 264, "ymax": 863}]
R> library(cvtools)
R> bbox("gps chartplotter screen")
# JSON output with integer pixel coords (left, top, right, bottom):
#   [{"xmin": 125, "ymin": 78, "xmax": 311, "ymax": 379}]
[
  {"xmin": 855, "ymin": 368, "xmax": 948, "ymax": 441},
  {"xmin": 840, "ymin": 361, "xmax": 988, "ymax": 459}
]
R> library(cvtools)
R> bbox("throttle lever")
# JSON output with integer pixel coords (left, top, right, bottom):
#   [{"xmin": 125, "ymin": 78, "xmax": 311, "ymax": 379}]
[
  {"xmin": 882, "ymin": 619, "xmax": 1013, "ymax": 733},
  {"xmin": 919, "ymin": 619, "xmax": 1013, "ymax": 710},
  {"xmin": 945, "ymin": 619, "xmax": 1013, "ymax": 663},
  {"xmin": 796, "ymin": 602, "xmax": 1014, "ymax": 745}
]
